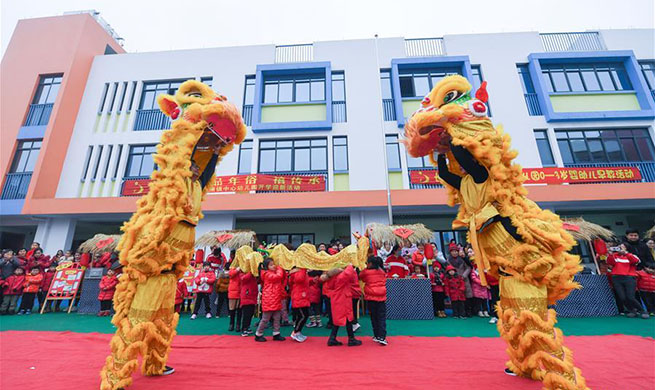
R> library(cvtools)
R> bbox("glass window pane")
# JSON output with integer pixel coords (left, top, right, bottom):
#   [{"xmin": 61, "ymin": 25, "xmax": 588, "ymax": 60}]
[
  {"xmin": 46, "ymin": 84, "xmax": 60, "ymax": 104},
  {"xmin": 294, "ymin": 148, "xmax": 310, "ymax": 171},
  {"xmin": 551, "ymin": 71, "xmax": 569, "ymax": 92},
  {"xmin": 536, "ymin": 139, "xmax": 555, "ymax": 166},
  {"xmin": 295, "ymin": 140, "xmax": 310, "ymax": 147},
  {"xmin": 570, "ymin": 139, "xmax": 590, "ymax": 162},
  {"xmin": 244, "ymin": 84, "xmax": 255, "ymax": 105},
  {"xmin": 580, "ymin": 68, "xmax": 600, "ymax": 91},
  {"xmin": 128, "ymin": 155, "xmax": 143, "ymax": 177},
  {"xmin": 238, "ymin": 149, "xmax": 252, "ymax": 174},
  {"xmin": 636, "ymin": 137, "xmax": 655, "ymax": 161},
  {"xmin": 296, "ymin": 82, "xmax": 310, "ymax": 102},
  {"xmin": 569, "ymin": 131, "xmax": 584, "ymax": 139},
  {"xmin": 291, "ymin": 235, "xmax": 302, "ymax": 248},
  {"xmin": 141, "ymin": 91, "xmax": 155, "ymax": 109},
  {"xmin": 277, "ymin": 141, "xmax": 293, "ymax": 148},
  {"xmin": 642, "ymin": 69, "xmax": 655, "ymax": 89},
  {"xmin": 556, "ymin": 132, "xmax": 568, "ymax": 139},
  {"xmin": 302, "ymin": 235, "xmax": 313, "ymax": 244},
  {"xmin": 311, "ymin": 147, "xmax": 327, "ymax": 170},
  {"xmin": 259, "ymin": 149, "xmax": 275, "ymax": 172},
  {"xmin": 311, "ymin": 80, "xmax": 325, "ymax": 101},
  {"xmin": 264, "ymin": 83, "xmax": 278, "ymax": 103},
  {"xmin": 141, "ymin": 153, "xmax": 155, "ymax": 175},
  {"xmin": 611, "ymin": 68, "xmax": 632, "ymax": 90},
  {"xmin": 24, "ymin": 150, "xmax": 40, "ymax": 172},
  {"xmin": 566, "ymin": 72, "xmax": 584, "ymax": 92},
  {"xmin": 12, "ymin": 150, "xmax": 29, "ymax": 172},
  {"xmin": 311, "ymin": 139, "xmax": 327, "ymax": 146},
  {"xmin": 542, "ymin": 72, "xmax": 554, "ymax": 93},
  {"xmin": 558, "ymin": 140, "xmax": 574, "ymax": 164},
  {"xmin": 597, "ymin": 70, "xmax": 615, "ymax": 91},
  {"xmin": 407, "ymin": 155, "xmax": 424, "ymax": 168},
  {"xmin": 278, "ymin": 82, "xmax": 293, "ymax": 103},
  {"xmin": 380, "ymin": 77, "xmax": 392, "ymax": 99},
  {"xmin": 518, "ymin": 67, "xmax": 535, "ymax": 94},
  {"xmin": 534, "ymin": 131, "xmax": 546, "ymax": 139},
  {"xmin": 32, "ymin": 141, "xmax": 42, "ymax": 149},
  {"xmin": 260, "ymin": 141, "xmax": 276, "ymax": 149},
  {"xmin": 620, "ymin": 138, "xmax": 640, "ymax": 161},
  {"xmin": 334, "ymin": 145, "xmax": 348, "ymax": 171},
  {"xmin": 588, "ymin": 140, "xmax": 605, "ymax": 161},
  {"xmin": 413, "ymin": 76, "xmax": 430, "ymax": 97},
  {"xmin": 276, "ymin": 149, "xmax": 292, "ymax": 171},
  {"xmin": 399, "ymin": 76, "xmax": 414, "ymax": 98},
  {"xmin": 430, "ymin": 74, "xmax": 447, "ymax": 88},
  {"xmin": 386, "ymin": 144, "xmax": 401, "ymax": 170},
  {"xmin": 332, "ymin": 79, "xmax": 345, "ymax": 101},
  {"xmin": 604, "ymin": 139, "xmax": 623, "ymax": 161},
  {"xmin": 333, "ymin": 137, "xmax": 346, "ymax": 146}
]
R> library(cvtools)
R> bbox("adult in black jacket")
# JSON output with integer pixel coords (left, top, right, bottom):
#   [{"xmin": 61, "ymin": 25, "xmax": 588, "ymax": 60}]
[{"xmin": 623, "ymin": 229, "xmax": 655, "ymax": 269}]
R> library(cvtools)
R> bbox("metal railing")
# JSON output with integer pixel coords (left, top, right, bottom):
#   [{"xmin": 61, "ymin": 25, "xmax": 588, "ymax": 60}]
[
  {"xmin": 405, "ymin": 38, "xmax": 445, "ymax": 57},
  {"xmin": 275, "ymin": 44, "xmax": 313, "ymax": 63},
  {"xmin": 524, "ymin": 93, "xmax": 543, "ymax": 116},
  {"xmin": 382, "ymin": 99, "xmax": 396, "ymax": 121},
  {"xmin": 540, "ymin": 32, "xmax": 605, "ymax": 52},
  {"xmin": 1, "ymin": 172, "xmax": 32, "ymax": 200},
  {"xmin": 24, "ymin": 103, "xmax": 54, "ymax": 126},
  {"xmin": 564, "ymin": 162, "xmax": 655, "ymax": 183},
  {"xmin": 133, "ymin": 109, "xmax": 171, "ymax": 131},
  {"xmin": 256, "ymin": 171, "xmax": 328, "ymax": 193},
  {"xmin": 408, "ymin": 167, "xmax": 443, "ymax": 189},
  {"xmin": 332, "ymin": 101, "xmax": 347, "ymax": 123},
  {"xmin": 242, "ymin": 105, "xmax": 253, "ymax": 126}
]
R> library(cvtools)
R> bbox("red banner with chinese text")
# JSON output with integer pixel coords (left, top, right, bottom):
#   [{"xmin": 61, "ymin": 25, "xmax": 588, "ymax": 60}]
[
  {"xmin": 121, "ymin": 174, "xmax": 326, "ymax": 196},
  {"xmin": 409, "ymin": 166, "xmax": 641, "ymax": 185},
  {"xmin": 46, "ymin": 264, "xmax": 84, "ymax": 299}
]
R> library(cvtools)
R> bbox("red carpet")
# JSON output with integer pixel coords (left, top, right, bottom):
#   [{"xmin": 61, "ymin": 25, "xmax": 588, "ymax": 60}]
[{"xmin": 1, "ymin": 331, "xmax": 653, "ymax": 390}]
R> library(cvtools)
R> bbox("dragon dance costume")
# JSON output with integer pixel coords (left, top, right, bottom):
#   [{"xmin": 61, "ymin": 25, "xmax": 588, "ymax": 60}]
[
  {"xmin": 100, "ymin": 80, "xmax": 246, "ymax": 390},
  {"xmin": 403, "ymin": 75, "xmax": 587, "ymax": 390}
]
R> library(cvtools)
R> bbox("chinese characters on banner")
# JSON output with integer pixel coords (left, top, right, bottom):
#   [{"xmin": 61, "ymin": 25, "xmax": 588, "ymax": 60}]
[
  {"xmin": 121, "ymin": 174, "xmax": 326, "ymax": 196},
  {"xmin": 46, "ymin": 265, "xmax": 84, "ymax": 299},
  {"xmin": 409, "ymin": 166, "xmax": 641, "ymax": 185}
]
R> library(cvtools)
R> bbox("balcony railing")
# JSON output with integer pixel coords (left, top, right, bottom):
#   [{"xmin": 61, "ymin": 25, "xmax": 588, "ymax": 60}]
[
  {"xmin": 564, "ymin": 162, "xmax": 655, "ymax": 183},
  {"xmin": 242, "ymin": 105, "xmax": 253, "ymax": 126},
  {"xmin": 524, "ymin": 93, "xmax": 542, "ymax": 116},
  {"xmin": 405, "ymin": 38, "xmax": 445, "ymax": 57},
  {"xmin": 133, "ymin": 109, "xmax": 171, "ymax": 131},
  {"xmin": 332, "ymin": 101, "xmax": 346, "ymax": 123},
  {"xmin": 275, "ymin": 44, "xmax": 313, "ymax": 63},
  {"xmin": 24, "ymin": 103, "xmax": 54, "ymax": 126},
  {"xmin": 408, "ymin": 167, "xmax": 443, "ymax": 189},
  {"xmin": 256, "ymin": 171, "xmax": 328, "ymax": 193},
  {"xmin": 540, "ymin": 32, "xmax": 605, "ymax": 52},
  {"xmin": 382, "ymin": 99, "xmax": 396, "ymax": 121},
  {"xmin": 1, "ymin": 172, "xmax": 32, "ymax": 200}
]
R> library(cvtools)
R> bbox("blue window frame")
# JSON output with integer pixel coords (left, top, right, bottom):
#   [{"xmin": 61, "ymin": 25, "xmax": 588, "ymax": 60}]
[
  {"xmin": 534, "ymin": 130, "xmax": 555, "ymax": 166},
  {"xmin": 9, "ymin": 140, "xmax": 42, "ymax": 173},
  {"xmin": 333, "ymin": 136, "xmax": 348, "ymax": 172},
  {"xmin": 639, "ymin": 61, "xmax": 655, "ymax": 94},
  {"xmin": 541, "ymin": 63, "xmax": 632, "ymax": 93},
  {"xmin": 263, "ymin": 73, "xmax": 325, "ymax": 104},
  {"xmin": 237, "ymin": 140, "xmax": 253, "ymax": 174},
  {"xmin": 33, "ymin": 74, "xmax": 62, "ymax": 104},
  {"xmin": 139, "ymin": 80, "xmax": 186, "ymax": 109},
  {"xmin": 556, "ymin": 128, "xmax": 654, "ymax": 164},
  {"xmin": 124, "ymin": 144, "xmax": 157, "ymax": 178},
  {"xmin": 258, "ymin": 138, "xmax": 327, "ymax": 173}
]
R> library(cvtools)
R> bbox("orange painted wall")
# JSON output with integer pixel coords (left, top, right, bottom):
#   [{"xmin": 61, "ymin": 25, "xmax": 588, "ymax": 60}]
[{"xmin": 0, "ymin": 14, "xmax": 124, "ymax": 211}]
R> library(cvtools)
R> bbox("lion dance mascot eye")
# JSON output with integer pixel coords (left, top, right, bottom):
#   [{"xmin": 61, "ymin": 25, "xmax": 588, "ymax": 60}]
[
  {"xmin": 403, "ymin": 75, "xmax": 588, "ymax": 390},
  {"xmin": 100, "ymin": 80, "xmax": 246, "ymax": 390}
]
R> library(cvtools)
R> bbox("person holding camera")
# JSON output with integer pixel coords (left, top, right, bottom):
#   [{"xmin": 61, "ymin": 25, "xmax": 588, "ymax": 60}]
[{"xmin": 607, "ymin": 244, "xmax": 649, "ymax": 319}]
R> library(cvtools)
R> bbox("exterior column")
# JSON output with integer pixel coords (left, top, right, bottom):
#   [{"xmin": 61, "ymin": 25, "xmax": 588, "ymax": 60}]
[
  {"xmin": 349, "ymin": 209, "xmax": 391, "ymax": 236},
  {"xmin": 33, "ymin": 217, "xmax": 77, "ymax": 254}
]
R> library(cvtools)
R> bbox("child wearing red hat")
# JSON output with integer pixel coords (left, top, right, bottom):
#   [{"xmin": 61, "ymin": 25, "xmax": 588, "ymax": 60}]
[{"xmin": 443, "ymin": 265, "xmax": 466, "ymax": 319}]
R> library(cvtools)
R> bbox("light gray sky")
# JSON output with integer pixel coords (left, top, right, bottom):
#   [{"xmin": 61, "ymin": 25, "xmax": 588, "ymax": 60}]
[{"xmin": 2, "ymin": 0, "xmax": 653, "ymax": 55}]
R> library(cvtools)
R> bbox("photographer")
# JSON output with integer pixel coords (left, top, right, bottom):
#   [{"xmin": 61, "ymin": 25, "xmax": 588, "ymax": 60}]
[{"xmin": 607, "ymin": 244, "xmax": 648, "ymax": 319}]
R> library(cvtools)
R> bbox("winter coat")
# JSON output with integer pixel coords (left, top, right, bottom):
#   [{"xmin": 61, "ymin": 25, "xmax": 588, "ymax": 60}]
[
  {"xmin": 30, "ymin": 255, "xmax": 52, "ymax": 272},
  {"xmin": 288, "ymin": 269, "xmax": 310, "ymax": 308},
  {"xmin": 260, "ymin": 266, "xmax": 285, "ymax": 312},
  {"xmin": 607, "ymin": 253, "xmax": 639, "ymax": 276},
  {"xmin": 40, "ymin": 270, "xmax": 56, "ymax": 292},
  {"xmin": 239, "ymin": 272, "xmax": 258, "ymax": 306},
  {"xmin": 327, "ymin": 265, "xmax": 356, "ymax": 326},
  {"xmin": 623, "ymin": 239, "xmax": 655, "ymax": 268},
  {"xmin": 385, "ymin": 254, "xmax": 409, "ymax": 278},
  {"xmin": 448, "ymin": 256, "xmax": 472, "ymax": 298},
  {"xmin": 470, "ymin": 269, "xmax": 491, "ymax": 299},
  {"xmin": 92, "ymin": 253, "xmax": 112, "ymax": 269},
  {"xmin": 358, "ymin": 268, "xmax": 387, "ymax": 302},
  {"xmin": 228, "ymin": 269, "xmax": 241, "ymax": 299},
  {"xmin": 1, "ymin": 257, "xmax": 21, "ymax": 279},
  {"xmin": 308, "ymin": 276, "xmax": 321, "ymax": 304},
  {"xmin": 444, "ymin": 274, "xmax": 466, "ymax": 301},
  {"xmin": 429, "ymin": 265, "xmax": 445, "ymax": 293},
  {"xmin": 175, "ymin": 280, "xmax": 189, "ymax": 305},
  {"xmin": 195, "ymin": 271, "xmax": 216, "ymax": 294},
  {"xmin": 206, "ymin": 253, "xmax": 227, "ymax": 270},
  {"xmin": 98, "ymin": 275, "xmax": 119, "ymax": 300},
  {"xmin": 636, "ymin": 270, "xmax": 655, "ymax": 292},
  {"xmin": 215, "ymin": 273, "xmax": 230, "ymax": 293},
  {"xmin": 23, "ymin": 273, "xmax": 44, "ymax": 294},
  {"xmin": 2, "ymin": 274, "xmax": 25, "ymax": 295},
  {"xmin": 79, "ymin": 253, "xmax": 91, "ymax": 268}
]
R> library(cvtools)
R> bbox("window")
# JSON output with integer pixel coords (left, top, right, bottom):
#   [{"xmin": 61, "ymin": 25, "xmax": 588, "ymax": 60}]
[
  {"xmin": 91, "ymin": 145, "xmax": 104, "ymax": 180},
  {"xmin": 243, "ymin": 75, "xmax": 256, "ymax": 106},
  {"xmin": 541, "ymin": 63, "xmax": 632, "ymax": 93},
  {"xmin": 534, "ymin": 130, "xmax": 555, "ymax": 166},
  {"xmin": 385, "ymin": 135, "xmax": 401, "ymax": 171},
  {"xmin": 332, "ymin": 71, "xmax": 345, "ymax": 102},
  {"xmin": 81, "ymin": 146, "xmax": 94, "ymax": 180},
  {"xmin": 262, "ymin": 233, "xmax": 314, "ymax": 247},
  {"xmin": 116, "ymin": 82, "xmax": 127, "ymax": 113},
  {"xmin": 102, "ymin": 145, "xmax": 114, "ymax": 180},
  {"xmin": 407, "ymin": 154, "xmax": 432, "ymax": 169},
  {"xmin": 237, "ymin": 140, "xmax": 253, "ymax": 174},
  {"xmin": 517, "ymin": 64, "xmax": 536, "ymax": 93},
  {"xmin": 333, "ymin": 136, "xmax": 348, "ymax": 172},
  {"xmin": 98, "ymin": 83, "xmax": 109, "ymax": 113},
  {"xmin": 127, "ymin": 81, "xmax": 137, "ymax": 112},
  {"xmin": 398, "ymin": 67, "xmax": 461, "ymax": 98},
  {"xmin": 262, "ymin": 73, "xmax": 326, "ymax": 104},
  {"xmin": 380, "ymin": 69, "xmax": 393, "ymax": 99},
  {"xmin": 556, "ymin": 129, "xmax": 654, "ymax": 164},
  {"xmin": 139, "ymin": 80, "xmax": 186, "ymax": 109},
  {"xmin": 639, "ymin": 61, "xmax": 655, "ymax": 91},
  {"xmin": 33, "ymin": 74, "xmax": 63, "ymax": 105},
  {"xmin": 258, "ymin": 139, "xmax": 327, "ymax": 173},
  {"xmin": 112, "ymin": 145, "xmax": 124, "ymax": 179},
  {"xmin": 200, "ymin": 77, "xmax": 213, "ymax": 88},
  {"xmin": 125, "ymin": 144, "xmax": 157, "ymax": 178},
  {"xmin": 9, "ymin": 140, "xmax": 42, "ymax": 173}
]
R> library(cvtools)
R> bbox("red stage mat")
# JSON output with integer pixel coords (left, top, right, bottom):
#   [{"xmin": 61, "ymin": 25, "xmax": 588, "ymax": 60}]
[{"xmin": 1, "ymin": 331, "xmax": 653, "ymax": 390}]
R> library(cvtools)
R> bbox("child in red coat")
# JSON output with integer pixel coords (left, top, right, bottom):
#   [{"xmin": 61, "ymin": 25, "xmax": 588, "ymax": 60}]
[
  {"xmin": 0, "ymin": 267, "xmax": 25, "ymax": 314},
  {"xmin": 444, "ymin": 265, "xmax": 466, "ymax": 319},
  {"xmin": 19, "ymin": 267, "xmax": 43, "ymax": 315},
  {"xmin": 239, "ymin": 271, "xmax": 258, "ymax": 336},
  {"xmin": 430, "ymin": 262, "xmax": 446, "ymax": 318},
  {"xmin": 39, "ymin": 264, "xmax": 57, "ymax": 312},
  {"xmin": 288, "ymin": 267, "xmax": 310, "ymax": 342},
  {"xmin": 321, "ymin": 265, "xmax": 362, "ymax": 347},
  {"xmin": 255, "ymin": 259, "xmax": 286, "ymax": 342},
  {"xmin": 228, "ymin": 267, "xmax": 242, "ymax": 331},
  {"xmin": 191, "ymin": 263, "xmax": 216, "ymax": 320},
  {"xmin": 359, "ymin": 256, "xmax": 388, "ymax": 345},
  {"xmin": 636, "ymin": 265, "xmax": 655, "ymax": 315},
  {"xmin": 175, "ymin": 279, "xmax": 189, "ymax": 313},
  {"xmin": 98, "ymin": 269, "xmax": 119, "ymax": 316},
  {"xmin": 306, "ymin": 272, "xmax": 322, "ymax": 328}
]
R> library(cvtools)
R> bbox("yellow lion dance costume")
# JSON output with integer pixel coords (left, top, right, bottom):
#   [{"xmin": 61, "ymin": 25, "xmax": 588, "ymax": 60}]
[
  {"xmin": 100, "ymin": 80, "xmax": 246, "ymax": 390},
  {"xmin": 403, "ymin": 75, "xmax": 587, "ymax": 390}
]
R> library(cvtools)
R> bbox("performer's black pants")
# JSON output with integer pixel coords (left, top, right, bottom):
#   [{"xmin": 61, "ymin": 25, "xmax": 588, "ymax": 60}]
[
  {"xmin": 367, "ymin": 300, "xmax": 387, "ymax": 339},
  {"xmin": 293, "ymin": 307, "xmax": 309, "ymax": 333},
  {"xmin": 351, "ymin": 298, "xmax": 359, "ymax": 324},
  {"xmin": 612, "ymin": 275, "xmax": 644, "ymax": 313},
  {"xmin": 241, "ymin": 304, "xmax": 255, "ymax": 330},
  {"xmin": 489, "ymin": 284, "xmax": 500, "ymax": 318},
  {"xmin": 330, "ymin": 320, "xmax": 355, "ymax": 340}
]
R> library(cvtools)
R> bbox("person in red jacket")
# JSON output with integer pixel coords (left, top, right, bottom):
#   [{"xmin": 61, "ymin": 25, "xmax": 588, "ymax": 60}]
[
  {"xmin": 16, "ymin": 248, "xmax": 28, "ymax": 271},
  {"xmin": 239, "ymin": 271, "xmax": 258, "ymax": 336},
  {"xmin": 79, "ymin": 252, "xmax": 91, "ymax": 269},
  {"xmin": 321, "ymin": 265, "xmax": 362, "ymax": 347},
  {"xmin": 306, "ymin": 272, "xmax": 322, "ymax": 328},
  {"xmin": 191, "ymin": 263, "xmax": 216, "ymax": 320},
  {"xmin": 25, "ymin": 242, "xmax": 40, "ymax": 259},
  {"xmin": 206, "ymin": 247, "xmax": 227, "ymax": 272},
  {"xmin": 254, "ymin": 258, "xmax": 286, "ymax": 342},
  {"xmin": 443, "ymin": 265, "xmax": 466, "ymax": 319},
  {"xmin": 175, "ymin": 279, "xmax": 189, "ymax": 314},
  {"xmin": 607, "ymin": 244, "xmax": 648, "ymax": 319},
  {"xmin": 359, "ymin": 256, "xmax": 388, "ymax": 345},
  {"xmin": 0, "ymin": 267, "xmax": 25, "ymax": 314},
  {"xmin": 98, "ymin": 269, "xmax": 119, "ymax": 316},
  {"xmin": 31, "ymin": 249, "xmax": 52, "ymax": 272},
  {"xmin": 288, "ymin": 267, "xmax": 310, "ymax": 342},
  {"xmin": 430, "ymin": 262, "xmax": 446, "ymax": 318},
  {"xmin": 385, "ymin": 245, "xmax": 409, "ymax": 279},
  {"xmin": 18, "ymin": 266, "xmax": 43, "ymax": 315},
  {"xmin": 636, "ymin": 265, "xmax": 655, "ymax": 316},
  {"xmin": 228, "ymin": 267, "xmax": 242, "ymax": 332},
  {"xmin": 39, "ymin": 263, "xmax": 57, "ymax": 312},
  {"xmin": 92, "ymin": 252, "xmax": 113, "ymax": 269}
]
